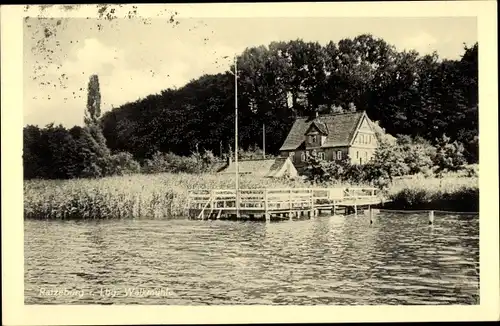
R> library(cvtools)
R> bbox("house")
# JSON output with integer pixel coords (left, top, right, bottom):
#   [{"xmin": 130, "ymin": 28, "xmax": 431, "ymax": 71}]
[
  {"xmin": 279, "ymin": 110, "xmax": 388, "ymax": 168},
  {"xmin": 219, "ymin": 157, "xmax": 298, "ymax": 179}
]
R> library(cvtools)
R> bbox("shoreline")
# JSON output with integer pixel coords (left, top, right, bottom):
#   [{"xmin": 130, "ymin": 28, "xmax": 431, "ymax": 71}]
[{"xmin": 23, "ymin": 173, "xmax": 479, "ymax": 220}]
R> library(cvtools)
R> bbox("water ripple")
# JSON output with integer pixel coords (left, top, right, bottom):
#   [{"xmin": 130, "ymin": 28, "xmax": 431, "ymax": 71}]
[{"xmin": 25, "ymin": 213, "xmax": 479, "ymax": 305}]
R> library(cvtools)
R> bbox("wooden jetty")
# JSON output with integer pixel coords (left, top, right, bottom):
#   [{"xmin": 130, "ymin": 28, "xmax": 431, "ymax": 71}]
[{"xmin": 187, "ymin": 187, "xmax": 383, "ymax": 222}]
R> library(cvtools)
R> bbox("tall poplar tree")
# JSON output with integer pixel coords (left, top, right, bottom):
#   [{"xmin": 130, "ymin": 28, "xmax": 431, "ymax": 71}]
[
  {"xmin": 83, "ymin": 74, "xmax": 112, "ymax": 177},
  {"xmin": 84, "ymin": 74, "xmax": 102, "ymax": 126}
]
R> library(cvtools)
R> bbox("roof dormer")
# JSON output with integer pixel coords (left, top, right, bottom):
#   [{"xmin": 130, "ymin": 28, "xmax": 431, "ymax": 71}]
[
  {"xmin": 304, "ymin": 119, "xmax": 328, "ymax": 136},
  {"xmin": 304, "ymin": 118, "xmax": 328, "ymax": 147}
]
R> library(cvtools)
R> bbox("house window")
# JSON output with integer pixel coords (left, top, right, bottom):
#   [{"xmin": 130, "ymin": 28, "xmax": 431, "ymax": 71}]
[
  {"xmin": 336, "ymin": 151, "xmax": 342, "ymax": 160},
  {"xmin": 289, "ymin": 151, "xmax": 294, "ymax": 162},
  {"xmin": 365, "ymin": 151, "xmax": 368, "ymax": 160},
  {"xmin": 318, "ymin": 152, "xmax": 325, "ymax": 160},
  {"xmin": 356, "ymin": 151, "xmax": 359, "ymax": 159},
  {"xmin": 360, "ymin": 134, "xmax": 364, "ymax": 144},
  {"xmin": 310, "ymin": 135, "xmax": 317, "ymax": 143},
  {"xmin": 301, "ymin": 152, "xmax": 306, "ymax": 162}
]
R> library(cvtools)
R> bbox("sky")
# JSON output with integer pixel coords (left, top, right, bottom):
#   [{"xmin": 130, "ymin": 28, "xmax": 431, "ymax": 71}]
[{"xmin": 23, "ymin": 13, "xmax": 478, "ymax": 127}]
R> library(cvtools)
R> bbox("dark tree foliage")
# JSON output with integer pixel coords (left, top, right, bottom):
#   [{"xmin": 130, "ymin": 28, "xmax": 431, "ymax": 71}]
[
  {"xmin": 24, "ymin": 124, "xmax": 80, "ymax": 179},
  {"xmin": 23, "ymin": 124, "xmax": 141, "ymax": 179},
  {"xmin": 24, "ymin": 37, "xmax": 478, "ymax": 179},
  {"xmin": 99, "ymin": 37, "xmax": 477, "ymax": 164}
]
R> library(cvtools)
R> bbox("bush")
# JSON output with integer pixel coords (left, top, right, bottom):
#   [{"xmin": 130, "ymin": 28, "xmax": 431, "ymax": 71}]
[
  {"xmin": 238, "ymin": 144, "xmax": 267, "ymax": 160},
  {"xmin": 464, "ymin": 164, "xmax": 479, "ymax": 177},
  {"xmin": 303, "ymin": 151, "xmax": 353, "ymax": 184},
  {"xmin": 192, "ymin": 149, "xmax": 218, "ymax": 172},
  {"xmin": 434, "ymin": 134, "xmax": 467, "ymax": 173},
  {"xmin": 386, "ymin": 185, "xmax": 478, "ymax": 212},
  {"xmin": 397, "ymin": 135, "xmax": 436, "ymax": 175},
  {"xmin": 142, "ymin": 150, "xmax": 220, "ymax": 174},
  {"xmin": 109, "ymin": 152, "xmax": 141, "ymax": 176},
  {"xmin": 303, "ymin": 152, "xmax": 333, "ymax": 183}
]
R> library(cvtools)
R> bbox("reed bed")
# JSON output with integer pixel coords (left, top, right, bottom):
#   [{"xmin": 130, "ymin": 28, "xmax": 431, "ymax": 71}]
[
  {"xmin": 24, "ymin": 173, "xmax": 311, "ymax": 220},
  {"xmin": 24, "ymin": 172, "xmax": 479, "ymax": 219},
  {"xmin": 386, "ymin": 175, "xmax": 479, "ymax": 212}
]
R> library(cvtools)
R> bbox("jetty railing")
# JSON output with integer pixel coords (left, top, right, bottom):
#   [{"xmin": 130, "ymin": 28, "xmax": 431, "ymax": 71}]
[{"xmin": 187, "ymin": 187, "xmax": 381, "ymax": 218}]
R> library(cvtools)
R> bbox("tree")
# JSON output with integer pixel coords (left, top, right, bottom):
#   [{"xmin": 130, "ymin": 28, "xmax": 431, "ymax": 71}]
[
  {"xmin": 45, "ymin": 124, "xmax": 80, "ymax": 179},
  {"xmin": 81, "ymin": 74, "xmax": 113, "ymax": 176},
  {"xmin": 397, "ymin": 135, "xmax": 435, "ymax": 175},
  {"xmin": 95, "ymin": 36, "xmax": 477, "ymax": 166},
  {"xmin": 69, "ymin": 126, "xmax": 103, "ymax": 178},
  {"xmin": 23, "ymin": 124, "xmax": 80, "ymax": 179},
  {"xmin": 109, "ymin": 152, "xmax": 141, "ymax": 176},
  {"xmin": 434, "ymin": 134, "xmax": 466, "ymax": 173},
  {"xmin": 304, "ymin": 151, "xmax": 332, "ymax": 183},
  {"xmin": 23, "ymin": 125, "xmax": 44, "ymax": 179},
  {"xmin": 84, "ymin": 74, "xmax": 102, "ymax": 126},
  {"xmin": 366, "ymin": 139, "xmax": 410, "ymax": 182}
]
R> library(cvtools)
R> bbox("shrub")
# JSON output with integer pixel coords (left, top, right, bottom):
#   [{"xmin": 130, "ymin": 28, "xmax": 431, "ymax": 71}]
[
  {"xmin": 109, "ymin": 152, "xmax": 141, "ymax": 176},
  {"xmin": 397, "ymin": 136, "xmax": 436, "ymax": 175},
  {"xmin": 344, "ymin": 163, "xmax": 366, "ymax": 184},
  {"xmin": 434, "ymin": 134, "xmax": 467, "ymax": 173},
  {"xmin": 386, "ymin": 185, "xmax": 478, "ymax": 212},
  {"xmin": 238, "ymin": 144, "xmax": 268, "ymax": 160},
  {"xmin": 192, "ymin": 149, "xmax": 219, "ymax": 172},
  {"xmin": 303, "ymin": 151, "xmax": 333, "ymax": 183},
  {"xmin": 368, "ymin": 139, "xmax": 410, "ymax": 182},
  {"xmin": 142, "ymin": 151, "xmax": 220, "ymax": 174},
  {"xmin": 464, "ymin": 164, "xmax": 479, "ymax": 177}
]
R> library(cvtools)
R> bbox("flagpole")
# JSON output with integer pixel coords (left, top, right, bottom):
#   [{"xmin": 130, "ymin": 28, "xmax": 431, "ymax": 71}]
[
  {"xmin": 234, "ymin": 54, "xmax": 239, "ymax": 218},
  {"xmin": 263, "ymin": 124, "xmax": 266, "ymax": 159}
]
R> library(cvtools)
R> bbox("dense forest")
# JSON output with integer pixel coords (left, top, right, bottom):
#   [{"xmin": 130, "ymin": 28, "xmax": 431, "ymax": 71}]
[{"xmin": 23, "ymin": 34, "xmax": 478, "ymax": 179}]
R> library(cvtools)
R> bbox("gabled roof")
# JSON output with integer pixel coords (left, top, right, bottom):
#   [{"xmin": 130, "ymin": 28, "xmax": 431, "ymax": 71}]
[
  {"xmin": 280, "ymin": 111, "xmax": 367, "ymax": 151},
  {"xmin": 305, "ymin": 119, "xmax": 328, "ymax": 135},
  {"xmin": 219, "ymin": 157, "xmax": 297, "ymax": 177}
]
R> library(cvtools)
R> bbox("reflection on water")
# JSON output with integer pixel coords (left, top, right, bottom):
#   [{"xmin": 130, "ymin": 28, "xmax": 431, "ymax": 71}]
[{"xmin": 24, "ymin": 212, "xmax": 479, "ymax": 305}]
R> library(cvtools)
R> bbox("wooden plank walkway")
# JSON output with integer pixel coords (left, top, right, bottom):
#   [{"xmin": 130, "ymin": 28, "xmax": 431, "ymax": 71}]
[{"xmin": 187, "ymin": 187, "xmax": 384, "ymax": 222}]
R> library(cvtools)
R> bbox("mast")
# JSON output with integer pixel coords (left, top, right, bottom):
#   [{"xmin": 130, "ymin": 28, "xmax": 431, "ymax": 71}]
[
  {"xmin": 263, "ymin": 123, "xmax": 266, "ymax": 159},
  {"xmin": 234, "ymin": 55, "xmax": 239, "ymax": 217}
]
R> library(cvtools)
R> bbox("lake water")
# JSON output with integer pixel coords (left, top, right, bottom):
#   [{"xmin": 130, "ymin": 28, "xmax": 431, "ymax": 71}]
[{"xmin": 24, "ymin": 212, "xmax": 479, "ymax": 305}]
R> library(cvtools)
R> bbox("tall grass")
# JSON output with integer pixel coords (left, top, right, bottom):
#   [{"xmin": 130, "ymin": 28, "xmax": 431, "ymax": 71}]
[
  {"xmin": 24, "ymin": 172, "xmax": 479, "ymax": 219},
  {"xmin": 23, "ymin": 173, "xmax": 311, "ymax": 220},
  {"xmin": 385, "ymin": 174, "xmax": 479, "ymax": 212}
]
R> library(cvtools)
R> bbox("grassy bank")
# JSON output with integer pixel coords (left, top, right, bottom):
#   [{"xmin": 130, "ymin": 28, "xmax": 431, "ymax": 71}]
[
  {"xmin": 24, "ymin": 172, "xmax": 479, "ymax": 219},
  {"xmin": 385, "ymin": 175, "xmax": 479, "ymax": 212}
]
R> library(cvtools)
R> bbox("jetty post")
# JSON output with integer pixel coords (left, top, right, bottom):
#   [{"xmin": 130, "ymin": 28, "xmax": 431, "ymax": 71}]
[
  {"xmin": 429, "ymin": 210, "xmax": 434, "ymax": 225},
  {"xmin": 264, "ymin": 188, "xmax": 270, "ymax": 222},
  {"xmin": 369, "ymin": 206, "xmax": 374, "ymax": 224},
  {"xmin": 354, "ymin": 195, "xmax": 358, "ymax": 216},
  {"xmin": 309, "ymin": 189, "xmax": 315, "ymax": 218}
]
